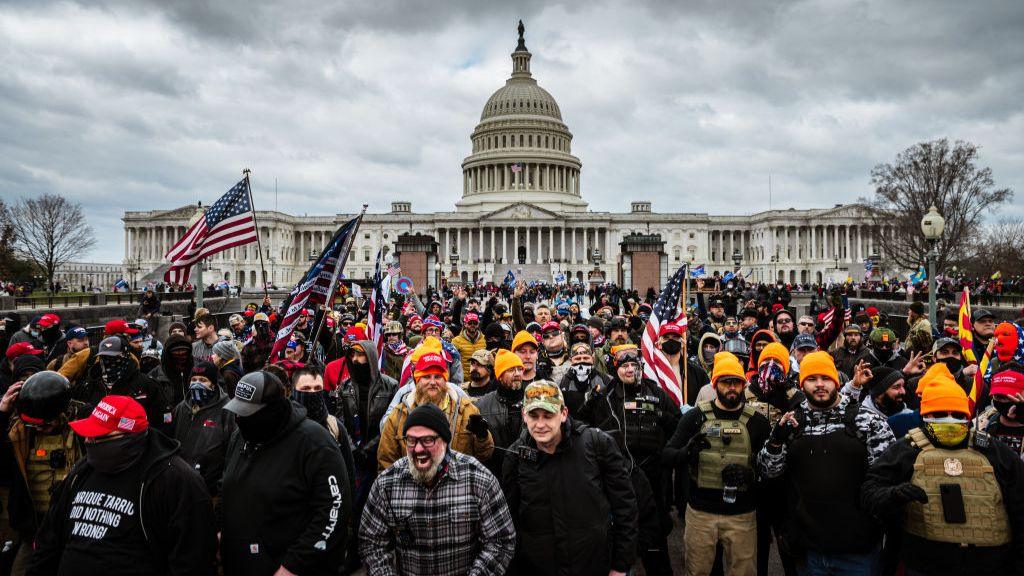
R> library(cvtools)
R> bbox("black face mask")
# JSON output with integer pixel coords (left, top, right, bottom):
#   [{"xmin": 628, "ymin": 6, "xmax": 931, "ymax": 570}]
[
  {"xmin": 236, "ymin": 398, "xmax": 292, "ymax": 444},
  {"xmin": 992, "ymin": 399, "xmax": 1024, "ymax": 422},
  {"xmin": 485, "ymin": 339, "xmax": 502, "ymax": 351},
  {"xmin": 350, "ymin": 360, "xmax": 371, "ymax": 383},
  {"xmin": 293, "ymin": 390, "xmax": 329, "ymax": 425},
  {"xmin": 86, "ymin": 432, "xmax": 148, "ymax": 474},
  {"xmin": 100, "ymin": 356, "xmax": 132, "ymax": 388},
  {"xmin": 661, "ymin": 340, "xmax": 682, "ymax": 355},
  {"xmin": 940, "ymin": 357, "xmax": 963, "ymax": 374}
]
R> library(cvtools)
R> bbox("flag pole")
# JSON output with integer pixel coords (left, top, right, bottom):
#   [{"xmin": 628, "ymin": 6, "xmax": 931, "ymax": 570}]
[
  {"xmin": 310, "ymin": 204, "xmax": 368, "ymax": 349},
  {"xmin": 682, "ymin": 263, "xmax": 689, "ymax": 405},
  {"xmin": 244, "ymin": 168, "xmax": 270, "ymax": 301}
]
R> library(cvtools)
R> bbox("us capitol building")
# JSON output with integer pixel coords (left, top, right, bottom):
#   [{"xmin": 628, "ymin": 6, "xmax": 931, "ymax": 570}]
[{"xmin": 123, "ymin": 23, "xmax": 895, "ymax": 293}]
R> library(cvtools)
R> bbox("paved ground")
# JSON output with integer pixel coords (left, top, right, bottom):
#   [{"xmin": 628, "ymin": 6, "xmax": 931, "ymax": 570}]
[{"xmin": 652, "ymin": 513, "xmax": 785, "ymax": 575}]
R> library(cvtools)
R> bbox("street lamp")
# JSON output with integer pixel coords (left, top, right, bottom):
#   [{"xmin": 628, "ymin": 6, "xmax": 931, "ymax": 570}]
[
  {"xmin": 921, "ymin": 205, "xmax": 946, "ymax": 327},
  {"xmin": 434, "ymin": 262, "xmax": 441, "ymax": 290},
  {"xmin": 731, "ymin": 248, "xmax": 742, "ymax": 272}
]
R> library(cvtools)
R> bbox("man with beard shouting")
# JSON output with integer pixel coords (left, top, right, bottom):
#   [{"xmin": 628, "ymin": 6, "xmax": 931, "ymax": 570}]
[
  {"xmin": 664, "ymin": 351, "xmax": 770, "ymax": 576},
  {"xmin": 758, "ymin": 351, "xmax": 895, "ymax": 574},
  {"xmin": 359, "ymin": 403, "xmax": 515, "ymax": 576},
  {"xmin": 376, "ymin": 352, "xmax": 493, "ymax": 471}
]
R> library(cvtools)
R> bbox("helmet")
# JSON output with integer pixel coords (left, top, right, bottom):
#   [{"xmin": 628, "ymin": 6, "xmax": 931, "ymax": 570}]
[
  {"xmin": 17, "ymin": 371, "xmax": 71, "ymax": 425},
  {"xmin": 384, "ymin": 321, "xmax": 404, "ymax": 335}
]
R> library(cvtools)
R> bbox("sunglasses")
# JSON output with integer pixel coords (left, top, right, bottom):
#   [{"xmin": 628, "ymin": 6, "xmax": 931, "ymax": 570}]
[{"xmin": 798, "ymin": 322, "xmax": 814, "ymax": 327}]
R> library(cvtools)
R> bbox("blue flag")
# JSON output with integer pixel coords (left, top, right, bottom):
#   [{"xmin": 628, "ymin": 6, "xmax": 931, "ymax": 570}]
[
  {"xmin": 503, "ymin": 270, "xmax": 516, "ymax": 287},
  {"xmin": 689, "ymin": 265, "xmax": 705, "ymax": 278},
  {"xmin": 722, "ymin": 271, "xmax": 735, "ymax": 283}
]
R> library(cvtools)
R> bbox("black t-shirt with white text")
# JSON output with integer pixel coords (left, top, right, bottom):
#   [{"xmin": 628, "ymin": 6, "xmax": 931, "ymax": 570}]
[{"xmin": 57, "ymin": 466, "xmax": 157, "ymax": 576}]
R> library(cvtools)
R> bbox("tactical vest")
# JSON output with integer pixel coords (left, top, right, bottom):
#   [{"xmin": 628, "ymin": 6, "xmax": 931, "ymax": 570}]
[
  {"xmin": 692, "ymin": 402, "xmax": 755, "ymax": 490},
  {"xmin": 622, "ymin": 389, "xmax": 665, "ymax": 456},
  {"xmin": 903, "ymin": 428, "xmax": 1011, "ymax": 546},
  {"xmin": 744, "ymin": 387, "xmax": 797, "ymax": 426}
]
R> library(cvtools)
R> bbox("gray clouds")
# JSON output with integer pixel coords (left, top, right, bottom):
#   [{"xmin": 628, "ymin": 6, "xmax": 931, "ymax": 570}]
[{"xmin": 1, "ymin": 0, "xmax": 1021, "ymax": 261}]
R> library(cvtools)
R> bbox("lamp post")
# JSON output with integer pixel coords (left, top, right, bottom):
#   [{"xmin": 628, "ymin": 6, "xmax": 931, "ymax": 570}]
[
  {"xmin": 920, "ymin": 205, "xmax": 946, "ymax": 328},
  {"xmin": 434, "ymin": 262, "xmax": 441, "ymax": 291},
  {"xmin": 731, "ymin": 248, "xmax": 742, "ymax": 273}
]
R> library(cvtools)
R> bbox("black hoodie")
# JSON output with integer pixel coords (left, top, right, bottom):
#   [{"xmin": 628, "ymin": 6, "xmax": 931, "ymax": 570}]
[
  {"xmin": 221, "ymin": 402, "xmax": 351, "ymax": 576},
  {"xmin": 150, "ymin": 335, "xmax": 194, "ymax": 408},
  {"xmin": 28, "ymin": 430, "xmax": 218, "ymax": 575}
]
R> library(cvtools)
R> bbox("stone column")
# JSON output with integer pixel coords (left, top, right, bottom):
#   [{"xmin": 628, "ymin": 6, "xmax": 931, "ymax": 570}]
[
  {"xmin": 502, "ymin": 227, "xmax": 507, "ymax": 263},
  {"xmin": 571, "ymin": 227, "xmax": 577, "ymax": 263},
  {"xmin": 548, "ymin": 227, "xmax": 554, "ymax": 262},
  {"xmin": 526, "ymin": 227, "xmax": 532, "ymax": 264},
  {"xmin": 490, "ymin": 227, "xmax": 495, "ymax": 263},
  {"xmin": 514, "ymin": 228, "xmax": 519, "ymax": 262},
  {"xmin": 605, "ymin": 227, "xmax": 611, "ymax": 262},
  {"xmin": 844, "ymin": 225, "xmax": 851, "ymax": 261}
]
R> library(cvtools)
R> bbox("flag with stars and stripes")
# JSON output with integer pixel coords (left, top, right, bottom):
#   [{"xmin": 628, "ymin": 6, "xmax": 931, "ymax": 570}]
[
  {"xmin": 366, "ymin": 249, "xmax": 393, "ymax": 367},
  {"xmin": 164, "ymin": 178, "xmax": 258, "ymax": 285},
  {"xmin": 270, "ymin": 215, "xmax": 361, "ymax": 362},
  {"xmin": 642, "ymin": 263, "xmax": 689, "ymax": 407}
]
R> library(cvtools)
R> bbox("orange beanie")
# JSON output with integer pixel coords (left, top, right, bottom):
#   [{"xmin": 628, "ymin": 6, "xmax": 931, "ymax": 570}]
[
  {"xmin": 511, "ymin": 330, "xmax": 538, "ymax": 352},
  {"xmin": 918, "ymin": 363, "xmax": 969, "ymax": 416},
  {"xmin": 758, "ymin": 342, "xmax": 791, "ymax": 376},
  {"xmin": 799, "ymin": 351, "xmax": 839, "ymax": 386},
  {"xmin": 712, "ymin": 351, "xmax": 746, "ymax": 384},
  {"xmin": 494, "ymin": 349, "xmax": 525, "ymax": 380}
]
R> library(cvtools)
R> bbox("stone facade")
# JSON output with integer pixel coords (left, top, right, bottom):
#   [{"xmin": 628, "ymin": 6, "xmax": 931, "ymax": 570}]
[
  {"xmin": 122, "ymin": 24, "xmax": 898, "ymax": 292},
  {"xmin": 54, "ymin": 262, "xmax": 123, "ymax": 290}
]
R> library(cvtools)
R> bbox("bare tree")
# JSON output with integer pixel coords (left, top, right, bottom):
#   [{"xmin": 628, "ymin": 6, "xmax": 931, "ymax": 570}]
[
  {"xmin": 10, "ymin": 194, "xmax": 96, "ymax": 292},
  {"xmin": 964, "ymin": 218, "xmax": 1024, "ymax": 278},
  {"xmin": 864, "ymin": 139, "xmax": 1012, "ymax": 272}
]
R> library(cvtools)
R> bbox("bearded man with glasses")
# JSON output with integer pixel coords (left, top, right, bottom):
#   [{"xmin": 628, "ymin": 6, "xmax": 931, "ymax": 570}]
[{"xmin": 360, "ymin": 403, "xmax": 515, "ymax": 576}]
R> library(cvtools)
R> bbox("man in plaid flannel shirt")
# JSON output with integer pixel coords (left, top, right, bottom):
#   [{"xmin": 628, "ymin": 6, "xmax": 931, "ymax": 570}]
[{"xmin": 359, "ymin": 403, "xmax": 515, "ymax": 575}]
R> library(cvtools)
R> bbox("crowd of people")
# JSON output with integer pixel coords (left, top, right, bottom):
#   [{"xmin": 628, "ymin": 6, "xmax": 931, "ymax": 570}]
[{"xmin": 0, "ymin": 277, "xmax": 1021, "ymax": 576}]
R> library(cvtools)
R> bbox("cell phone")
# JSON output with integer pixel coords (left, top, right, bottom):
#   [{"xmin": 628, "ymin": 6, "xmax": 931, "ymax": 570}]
[{"xmin": 939, "ymin": 484, "xmax": 967, "ymax": 524}]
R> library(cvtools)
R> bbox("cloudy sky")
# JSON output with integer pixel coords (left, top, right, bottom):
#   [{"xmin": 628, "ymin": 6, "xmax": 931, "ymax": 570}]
[{"xmin": 2, "ymin": 0, "xmax": 1022, "ymax": 262}]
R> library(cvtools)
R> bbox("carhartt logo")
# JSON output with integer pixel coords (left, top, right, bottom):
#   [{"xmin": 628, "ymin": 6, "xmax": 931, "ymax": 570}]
[{"xmin": 235, "ymin": 382, "xmax": 257, "ymax": 401}]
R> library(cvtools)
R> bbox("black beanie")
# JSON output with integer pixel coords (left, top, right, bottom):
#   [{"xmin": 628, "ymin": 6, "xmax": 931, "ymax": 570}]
[
  {"xmin": 868, "ymin": 366, "xmax": 904, "ymax": 398},
  {"xmin": 403, "ymin": 403, "xmax": 452, "ymax": 445},
  {"xmin": 484, "ymin": 322, "xmax": 505, "ymax": 340}
]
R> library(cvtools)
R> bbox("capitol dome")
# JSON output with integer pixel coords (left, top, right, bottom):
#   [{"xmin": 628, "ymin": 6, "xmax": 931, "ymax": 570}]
[{"xmin": 456, "ymin": 21, "xmax": 587, "ymax": 213}]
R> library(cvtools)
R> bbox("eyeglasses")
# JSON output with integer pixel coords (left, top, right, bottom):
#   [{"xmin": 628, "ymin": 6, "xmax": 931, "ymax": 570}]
[
  {"xmin": 798, "ymin": 322, "xmax": 814, "ymax": 327},
  {"xmin": 403, "ymin": 434, "xmax": 440, "ymax": 448},
  {"xmin": 777, "ymin": 318, "xmax": 793, "ymax": 325},
  {"xmin": 542, "ymin": 332, "xmax": 560, "ymax": 339}
]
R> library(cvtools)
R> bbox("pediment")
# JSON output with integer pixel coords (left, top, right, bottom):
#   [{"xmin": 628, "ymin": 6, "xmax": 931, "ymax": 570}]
[
  {"xmin": 482, "ymin": 202, "xmax": 562, "ymax": 221},
  {"xmin": 154, "ymin": 204, "xmax": 202, "ymax": 219}
]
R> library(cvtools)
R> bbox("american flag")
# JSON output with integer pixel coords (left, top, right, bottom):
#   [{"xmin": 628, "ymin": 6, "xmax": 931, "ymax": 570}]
[
  {"xmin": 641, "ymin": 263, "xmax": 689, "ymax": 407},
  {"xmin": 269, "ymin": 216, "xmax": 361, "ymax": 361},
  {"xmin": 510, "ymin": 162, "xmax": 524, "ymax": 173},
  {"xmin": 366, "ymin": 249, "xmax": 393, "ymax": 367},
  {"xmin": 164, "ymin": 178, "xmax": 258, "ymax": 285}
]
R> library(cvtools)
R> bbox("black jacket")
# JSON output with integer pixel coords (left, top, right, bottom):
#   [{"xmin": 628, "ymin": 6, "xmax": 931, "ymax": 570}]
[
  {"xmin": 501, "ymin": 421, "xmax": 638, "ymax": 575},
  {"xmin": 338, "ymin": 340, "xmax": 397, "ymax": 470},
  {"xmin": 221, "ymin": 403, "xmax": 351, "ymax": 576},
  {"xmin": 149, "ymin": 335, "xmax": 193, "ymax": 409},
  {"xmin": 861, "ymin": 432, "xmax": 1024, "ymax": 575},
  {"xmin": 475, "ymin": 386, "xmax": 525, "ymax": 476},
  {"xmin": 578, "ymin": 377, "xmax": 681, "ymax": 468},
  {"xmin": 172, "ymin": 391, "xmax": 236, "ymax": 496},
  {"xmin": 27, "ymin": 430, "xmax": 218, "ymax": 576}
]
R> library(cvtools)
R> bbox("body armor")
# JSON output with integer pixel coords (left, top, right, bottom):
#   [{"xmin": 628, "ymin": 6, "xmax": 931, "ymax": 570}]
[
  {"xmin": 903, "ymin": 428, "xmax": 1011, "ymax": 547},
  {"xmin": 692, "ymin": 402, "xmax": 755, "ymax": 490}
]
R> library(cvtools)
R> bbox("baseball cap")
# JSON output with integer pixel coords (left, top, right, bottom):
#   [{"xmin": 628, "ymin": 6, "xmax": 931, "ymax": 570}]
[
  {"xmin": 253, "ymin": 312, "xmax": 269, "ymax": 323},
  {"xmin": 932, "ymin": 337, "xmax": 961, "ymax": 353},
  {"xmin": 69, "ymin": 395, "xmax": 149, "ymax": 438},
  {"xmin": 5, "ymin": 342, "xmax": 44, "ymax": 360},
  {"xmin": 224, "ymin": 371, "xmax": 285, "ymax": 417},
  {"xmin": 990, "ymin": 370, "xmax": 1024, "ymax": 397},
  {"xmin": 104, "ymin": 319, "xmax": 139, "ymax": 336},
  {"xmin": 97, "ymin": 336, "xmax": 127, "ymax": 357},
  {"xmin": 470, "ymin": 349, "xmax": 493, "ymax": 366},
  {"xmin": 791, "ymin": 333, "xmax": 818, "ymax": 352},
  {"xmin": 463, "ymin": 312, "xmax": 480, "ymax": 324},
  {"xmin": 523, "ymin": 380, "xmax": 565, "ymax": 414},
  {"xmin": 843, "ymin": 325, "xmax": 862, "ymax": 335},
  {"xmin": 972, "ymin": 309, "xmax": 995, "ymax": 322},
  {"xmin": 659, "ymin": 323, "xmax": 684, "ymax": 337},
  {"xmin": 65, "ymin": 326, "xmax": 89, "ymax": 340},
  {"xmin": 37, "ymin": 313, "xmax": 60, "ymax": 329},
  {"xmin": 541, "ymin": 321, "xmax": 561, "ymax": 334},
  {"xmin": 413, "ymin": 352, "xmax": 448, "ymax": 381},
  {"xmin": 870, "ymin": 328, "xmax": 897, "ymax": 345}
]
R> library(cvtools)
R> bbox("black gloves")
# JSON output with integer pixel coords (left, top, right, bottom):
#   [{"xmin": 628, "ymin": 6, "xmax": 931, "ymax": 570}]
[
  {"xmin": 769, "ymin": 420, "xmax": 798, "ymax": 447},
  {"xmin": 467, "ymin": 414, "xmax": 490, "ymax": 439},
  {"xmin": 721, "ymin": 463, "xmax": 754, "ymax": 490},
  {"xmin": 891, "ymin": 483, "xmax": 928, "ymax": 505},
  {"xmin": 681, "ymin": 432, "xmax": 709, "ymax": 466}
]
